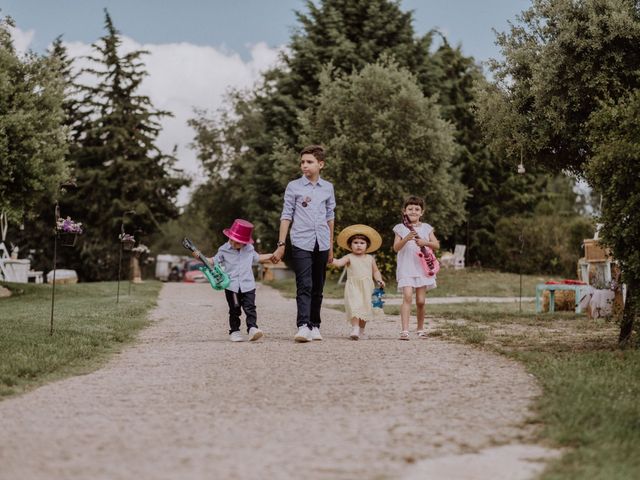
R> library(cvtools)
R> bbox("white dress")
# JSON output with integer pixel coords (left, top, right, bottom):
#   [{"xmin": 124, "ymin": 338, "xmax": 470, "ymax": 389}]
[{"xmin": 393, "ymin": 223, "xmax": 437, "ymax": 290}]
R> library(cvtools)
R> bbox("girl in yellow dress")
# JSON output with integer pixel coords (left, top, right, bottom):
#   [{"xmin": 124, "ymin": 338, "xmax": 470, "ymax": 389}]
[{"xmin": 332, "ymin": 225, "xmax": 385, "ymax": 340}]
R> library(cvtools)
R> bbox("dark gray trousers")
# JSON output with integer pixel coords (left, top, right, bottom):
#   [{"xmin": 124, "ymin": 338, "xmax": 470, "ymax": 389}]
[
  {"xmin": 291, "ymin": 243, "xmax": 328, "ymax": 328},
  {"xmin": 224, "ymin": 288, "xmax": 257, "ymax": 334}
]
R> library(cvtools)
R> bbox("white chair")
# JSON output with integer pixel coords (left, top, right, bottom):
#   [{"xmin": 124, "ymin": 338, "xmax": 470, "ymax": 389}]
[{"xmin": 453, "ymin": 244, "xmax": 466, "ymax": 269}]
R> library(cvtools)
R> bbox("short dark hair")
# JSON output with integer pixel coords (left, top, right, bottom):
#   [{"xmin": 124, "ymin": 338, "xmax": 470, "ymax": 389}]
[
  {"xmin": 403, "ymin": 195, "xmax": 424, "ymax": 210},
  {"xmin": 348, "ymin": 234, "xmax": 370, "ymax": 247},
  {"xmin": 300, "ymin": 144, "xmax": 326, "ymax": 162}
]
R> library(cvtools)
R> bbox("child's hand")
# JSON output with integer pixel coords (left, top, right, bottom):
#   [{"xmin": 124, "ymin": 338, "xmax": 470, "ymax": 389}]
[
  {"xmin": 404, "ymin": 231, "xmax": 417, "ymax": 242},
  {"xmin": 191, "ymin": 251, "xmax": 198, "ymax": 259},
  {"xmin": 415, "ymin": 238, "xmax": 429, "ymax": 247},
  {"xmin": 377, "ymin": 280, "xmax": 385, "ymax": 288}
]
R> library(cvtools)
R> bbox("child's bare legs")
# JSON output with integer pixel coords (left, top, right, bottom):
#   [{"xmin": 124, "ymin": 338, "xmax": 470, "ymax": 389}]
[
  {"xmin": 415, "ymin": 286, "xmax": 427, "ymax": 331},
  {"xmin": 350, "ymin": 317, "xmax": 360, "ymax": 340},
  {"xmin": 400, "ymin": 286, "xmax": 414, "ymax": 332},
  {"xmin": 359, "ymin": 318, "xmax": 366, "ymax": 336}
]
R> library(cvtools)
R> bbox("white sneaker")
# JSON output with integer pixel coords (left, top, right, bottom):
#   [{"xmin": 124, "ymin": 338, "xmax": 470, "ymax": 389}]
[
  {"xmin": 294, "ymin": 325, "xmax": 313, "ymax": 343},
  {"xmin": 350, "ymin": 327, "xmax": 359, "ymax": 341},
  {"xmin": 311, "ymin": 326, "xmax": 323, "ymax": 341},
  {"xmin": 248, "ymin": 327, "xmax": 263, "ymax": 341},
  {"xmin": 230, "ymin": 331, "xmax": 245, "ymax": 342}
]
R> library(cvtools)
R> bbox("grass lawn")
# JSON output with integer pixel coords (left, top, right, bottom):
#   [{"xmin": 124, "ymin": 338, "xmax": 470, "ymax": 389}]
[
  {"xmin": 265, "ymin": 267, "xmax": 547, "ymax": 298},
  {"xmin": 0, "ymin": 280, "xmax": 161, "ymax": 398},
  {"xmin": 268, "ymin": 269, "xmax": 640, "ymax": 479}
]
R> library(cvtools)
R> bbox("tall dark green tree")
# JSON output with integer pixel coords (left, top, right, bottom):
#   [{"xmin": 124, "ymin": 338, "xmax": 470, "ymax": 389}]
[
  {"xmin": 0, "ymin": 16, "xmax": 68, "ymax": 226},
  {"xmin": 188, "ymin": 0, "xmax": 442, "ymax": 250},
  {"xmin": 476, "ymin": 0, "xmax": 640, "ymax": 345},
  {"xmin": 64, "ymin": 11, "xmax": 188, "ymax": 280}
]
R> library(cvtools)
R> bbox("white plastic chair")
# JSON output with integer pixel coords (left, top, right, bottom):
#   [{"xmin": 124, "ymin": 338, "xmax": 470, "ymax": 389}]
[{"xmin": 453, "ymin": 244, "xmax": 466, "ymax": 269}]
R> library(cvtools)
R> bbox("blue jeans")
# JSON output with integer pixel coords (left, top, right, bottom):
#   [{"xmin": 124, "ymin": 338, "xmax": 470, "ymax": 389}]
[{"xmin": 292, "ymin": 243, "xmax": 329, "ymax": 328}]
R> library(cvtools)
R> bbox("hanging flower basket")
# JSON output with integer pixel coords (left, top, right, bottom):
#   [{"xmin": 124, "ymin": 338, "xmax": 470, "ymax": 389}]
[
  {"xmin": 58, "ymin": 231, "xmax": 78, "ymax": 247},
  {"xmin": 56, "ymin": 217, "xmax": 83, "ymax": 248},
  {"xmin": 119, "ymin": 233, "xmax": 135, "ymax": 251},
  {"xmin": 131, "ymin": 243, "xmax": 150, "ymax": 258}
]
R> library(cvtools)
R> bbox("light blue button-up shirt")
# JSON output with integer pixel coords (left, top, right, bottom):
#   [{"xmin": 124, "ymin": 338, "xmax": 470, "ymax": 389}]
[
  {"xmin": 213, "ymin": 242, "xmax": 260, "ymax": 293},
  {"xmin": 281, "ymin": 176, "xmax": 336, "ymax": 251}
]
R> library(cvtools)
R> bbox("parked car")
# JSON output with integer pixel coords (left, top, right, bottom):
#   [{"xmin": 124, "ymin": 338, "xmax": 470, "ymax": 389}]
[{"xmin": 182, "ymin": 259, "xmax": 207, "ymax": 283}]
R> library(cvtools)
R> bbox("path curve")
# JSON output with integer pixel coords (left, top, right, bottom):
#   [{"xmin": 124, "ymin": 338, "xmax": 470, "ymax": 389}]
[{"xmin": 0, "ymin": 283, "xmax": 554, "ymax": 479}]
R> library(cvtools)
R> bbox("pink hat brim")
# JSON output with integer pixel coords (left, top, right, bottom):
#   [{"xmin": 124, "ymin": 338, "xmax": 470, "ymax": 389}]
[{"xmin": 223, "ymin": 228, "xmax": 254, "ymax": 244}]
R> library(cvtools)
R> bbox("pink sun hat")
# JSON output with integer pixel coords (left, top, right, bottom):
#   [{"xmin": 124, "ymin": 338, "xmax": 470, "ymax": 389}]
[{"xmin": 223, "ymin": 219, "xmax": 255, "ymax": 244}]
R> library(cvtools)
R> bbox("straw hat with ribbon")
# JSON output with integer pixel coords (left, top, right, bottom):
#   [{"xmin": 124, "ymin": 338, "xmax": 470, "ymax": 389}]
[{"xmin": 336, "ymin": 224, "xmax": 382, "ymax": 253}]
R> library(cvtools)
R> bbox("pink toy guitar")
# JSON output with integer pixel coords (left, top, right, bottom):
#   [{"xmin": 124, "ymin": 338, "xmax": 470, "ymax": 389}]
[{"xmin": 402, "ymin": 214, "xmax": 440, "ymax": 277}]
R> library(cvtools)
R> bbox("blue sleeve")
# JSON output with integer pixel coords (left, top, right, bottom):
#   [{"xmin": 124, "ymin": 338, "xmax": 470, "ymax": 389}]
[
  {"xmin": 213, "ymin": 248, "xmax": 224, "ymax": 265},
  {"xmin": 326, "ymin": 184, "xmax": 336, "ymax": 221},
  {"xmin": 280, "ymin": 182, "xmax": 295, "ymax": 221}
]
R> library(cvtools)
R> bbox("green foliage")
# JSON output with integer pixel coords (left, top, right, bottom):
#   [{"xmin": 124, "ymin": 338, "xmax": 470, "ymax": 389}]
[
  {"xmin": 477, "ymin": 0, "xmax": 640, "ymax": 174},
  {"xmin": 298, "ymin": 60, "xmax": 466, "ymax": 270},
  {"xmin": 187, "ymin": 0, "xmax": 443, "ymax": 251},
  {"xmin": 587, "ymin": 91, "xmax": 640, "ymax": 287},
  {"xmin": 0, "ymin": 16, "xmax": 69, "ymax": 224},
  {"xmin": 59, "ymin": 11, "xmax": 188, "ymax": 280},
  {"xmin": 587, "ymin": 91, "xmax": 640, "ymax": 342},
  {"xmin": 477, "ymin": 0, "xmax": 640, "ymax": 343},
  {"xmin": 494, "ymin": 214, "xmax": 594, "ymax": 277}
]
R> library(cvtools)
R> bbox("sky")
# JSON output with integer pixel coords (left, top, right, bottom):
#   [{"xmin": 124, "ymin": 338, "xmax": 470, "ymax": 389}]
[{"xmin": 3, "ymin": 0, "xmax": 531, "ymax": 203}]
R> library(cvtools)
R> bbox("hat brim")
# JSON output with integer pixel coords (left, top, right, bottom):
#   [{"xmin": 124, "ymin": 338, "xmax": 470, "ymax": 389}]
[
  {"xmin": 337, "ymin": 224, "xmax": 382, "ymax": 253},
  {"xmin": 223, "ymin": 228, "xmax": 254, "ymax": 244}
]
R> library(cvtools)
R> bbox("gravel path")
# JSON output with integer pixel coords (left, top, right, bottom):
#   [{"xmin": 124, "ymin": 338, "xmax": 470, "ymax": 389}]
[{"xmin": 0, "ymin": 283, "xmax": 558, "ymax": 480}]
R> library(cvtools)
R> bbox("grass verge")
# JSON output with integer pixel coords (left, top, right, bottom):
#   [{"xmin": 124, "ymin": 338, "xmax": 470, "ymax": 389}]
[
  {"xmin": 0, "ymin": 280, "xmax": 161, "ymax": 399},
  {"xmin": 265, "ymin": 267, "xmax": 546, "ymax": 298}
]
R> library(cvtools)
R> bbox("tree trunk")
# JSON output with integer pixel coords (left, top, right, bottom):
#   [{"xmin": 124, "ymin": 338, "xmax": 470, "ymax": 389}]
[{"xmin": 618, "ymin": 279, "xmax": 638, "ymax": 347}]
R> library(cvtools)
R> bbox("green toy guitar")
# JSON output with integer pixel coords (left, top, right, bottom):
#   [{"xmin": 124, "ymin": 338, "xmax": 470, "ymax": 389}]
[{"xmin": 182, "ymin": 237, "xmax": 230, "ymax": 291}]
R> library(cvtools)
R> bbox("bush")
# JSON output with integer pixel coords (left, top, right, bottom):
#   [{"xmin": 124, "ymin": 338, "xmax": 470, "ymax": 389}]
[{"xmin": 494, "ymin": 214, "xmax": 594, "ymax": 277}]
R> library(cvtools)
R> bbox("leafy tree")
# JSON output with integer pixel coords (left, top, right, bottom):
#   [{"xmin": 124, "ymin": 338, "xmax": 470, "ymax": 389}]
[
  {"xmin": 188, "ymin": 0, "xmax": 442, "ymax": 251},
  {"xmin": 16, "ymin": 36, "xmax": 86, "ymax": 272},
  {"xmin": 476, "ymin": 0, "xmax": 640, "ymax": 345},
  {"xmin": 0, "ymin": 16, "xmax": 68, "ymax": 225},
  {"xmin": 587, "ymin": 91, "xmax": 640, "ymax": 344},
  {"xmin": 62, "ymin": 11, "xmax": 188, "ymax": 280},
  {"xmin": 297, "ymin": 61, "xmax": 466, "ymax": 275}
]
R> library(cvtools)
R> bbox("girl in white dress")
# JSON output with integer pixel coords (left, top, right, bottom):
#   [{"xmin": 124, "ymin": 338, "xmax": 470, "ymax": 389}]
[
  {"xmin": 332, "ymin": 225, "xmax": 385, "ymax": 340},
  {"xmin": 393, "ymin": 196, "xmax": 440, "ymax": 340}
]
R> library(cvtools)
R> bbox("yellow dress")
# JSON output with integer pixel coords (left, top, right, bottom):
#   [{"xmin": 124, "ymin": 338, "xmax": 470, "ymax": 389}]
[{"xmin": 344, "ymin": 253, "xmax": 375, "ymax": 322}]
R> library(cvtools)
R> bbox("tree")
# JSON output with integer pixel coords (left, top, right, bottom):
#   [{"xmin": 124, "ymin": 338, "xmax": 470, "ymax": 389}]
[
  {"xmin": 587, "ymin": 91, "xmax": 640, "ymax": 344},
  {"xmin": 476, "ymin": 0, "xmax": 640, "ymax": 345},
  {"xmin": 63, "ymin": 11, "xmax": 188, "ymax": 280},
  {"xmin": 0, "ymin": 16, "xmax": 68, "ymax": 225},
  {"xmin": 15, "ymin": 36, "xmax": 86, "ymax": 273},
  {"xmin": 297, "ymin": 61, "xmax": 467, "ymax": 275},
  {"xmin": 188, "ymin": 0, "xmax": 443, "ymax": 251}
]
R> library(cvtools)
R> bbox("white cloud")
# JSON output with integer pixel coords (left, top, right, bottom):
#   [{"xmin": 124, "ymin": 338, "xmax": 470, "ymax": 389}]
[
  {"xmin": 8, "ymin": 25, "xmax": 35, "ymax": 56},
  {"xmin": 11, "ymin": 27, "xmax": 283, "ymax": 205}
]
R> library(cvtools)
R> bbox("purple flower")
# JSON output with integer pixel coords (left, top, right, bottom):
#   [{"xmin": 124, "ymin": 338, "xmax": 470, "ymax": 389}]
[{"xmin": 56, "ymin": 216, "xmax": 83, "ymax": 234}]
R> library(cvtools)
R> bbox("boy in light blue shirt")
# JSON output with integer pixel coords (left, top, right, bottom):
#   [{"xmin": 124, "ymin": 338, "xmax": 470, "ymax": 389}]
[
  {"xmin": 198, "ymin": 219, "xmax": 273, "ymax": 342},
  {"xmin": 272, "ymin": 145, "xmax": 336, "ymax": 342}
]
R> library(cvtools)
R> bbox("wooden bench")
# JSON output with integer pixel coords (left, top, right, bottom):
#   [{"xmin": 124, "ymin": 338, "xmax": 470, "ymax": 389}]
[
  {"xmin": 28, "ymin": 270, "xmax": 44, "ymax": 284},
  {"xmin": 535, "ymin": 283, "xmax": 585, "ymax": 314}
]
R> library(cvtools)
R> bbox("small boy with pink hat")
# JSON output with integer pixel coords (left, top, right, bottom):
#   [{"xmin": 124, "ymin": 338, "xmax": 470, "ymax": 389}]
[{"xmin": 196, "ymin": 219, "xmax": 274, "ymax": 342}]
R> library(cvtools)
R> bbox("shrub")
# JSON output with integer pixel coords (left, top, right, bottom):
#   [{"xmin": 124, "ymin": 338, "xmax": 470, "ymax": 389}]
[{"xmin": 495, "ymin": 214, "xmax": 594, "ymax": 277}]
